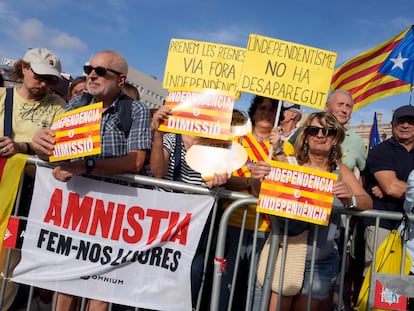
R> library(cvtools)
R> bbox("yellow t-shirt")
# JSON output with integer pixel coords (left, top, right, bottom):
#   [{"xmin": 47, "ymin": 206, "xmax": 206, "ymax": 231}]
[{"xmin": 0, "ymin": 87, "xmax": 66, "ymax": 141}]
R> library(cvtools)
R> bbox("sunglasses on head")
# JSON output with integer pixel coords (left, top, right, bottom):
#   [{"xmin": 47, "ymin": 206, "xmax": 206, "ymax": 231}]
[
  {"xmin": 31, "ymin": 69, "xmax": 59, "ymax": 86},
  {"xmin": 305, "ymin": 126, "xmax": 337, "ymax": 137},
  {"xmin": 83, "ymin": 65, "xmax": 122, "ymax": 77}
]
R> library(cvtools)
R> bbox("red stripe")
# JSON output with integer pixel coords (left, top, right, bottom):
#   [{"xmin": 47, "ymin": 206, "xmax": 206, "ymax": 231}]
[
  {"xmin": 354, "ymin": 79, "xmax": 409, "ymax": 103},
  {"xmin": 0, "ymin": 157, "xmax": 6, "ymax": 182},
  {"xmin": 331, "ymin": 39, "xmax": 401, "ymax": 83},
  {"xmin": 333, "ymin": 63, "xmax": 383, "ymax": 90},
  {"xmin": 243, "ymin": 135, "xmax": 269, "ymax": 161}
]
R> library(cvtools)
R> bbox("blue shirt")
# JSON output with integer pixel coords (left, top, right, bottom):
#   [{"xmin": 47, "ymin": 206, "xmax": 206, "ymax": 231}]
[{"xmin": 364, "ymin": 137, "xmax": 414, "ymax": 229}]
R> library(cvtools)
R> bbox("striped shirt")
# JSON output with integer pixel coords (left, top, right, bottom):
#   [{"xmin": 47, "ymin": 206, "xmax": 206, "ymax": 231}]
[{"xmin": 163, "ymin": 133, "xmax": 203, "ymax": 185}]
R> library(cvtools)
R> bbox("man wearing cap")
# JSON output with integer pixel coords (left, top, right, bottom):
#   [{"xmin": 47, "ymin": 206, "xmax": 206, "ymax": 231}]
[
  {"xmin": 0, "ymin": 48, "xmax": 66, "ymax": 311},
  {"xmin": 279, "ymin": 101, "xmax": 302, "ymax": 155},
  {"xmin": 0, "ymin": 48, "xmax": 66, "ymax": 157},
  {"xmin": 363, "ymin": 104, "xmax": 414, "ymax": 273}
]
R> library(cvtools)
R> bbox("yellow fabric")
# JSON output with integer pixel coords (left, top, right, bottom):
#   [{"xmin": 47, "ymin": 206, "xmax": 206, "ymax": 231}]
[
  {"xmin": 225, "ymin": 133, "xmax": 270, "ymax": 231},
  {"xmin": 354, "ymin": 229, "xmax": 412, "ymax": 311},
  {"xmin": 0, "ymin": 154, "xmax": 29, "ymax": 255},
  {"xmin": 283, "ymin": 140, "xmax": 295, "ymax": 156},
  {"xmin": 0, "ymin": 87, "xmax": 66, "ymax": 140}
]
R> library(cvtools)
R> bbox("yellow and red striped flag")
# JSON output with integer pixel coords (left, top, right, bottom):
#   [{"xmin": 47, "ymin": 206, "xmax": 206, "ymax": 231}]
[
  {"xmin": 331, "ymin": 25, "xmax": 414, "ymax": 111},
  {"xmin": 0, "ymin": 154, "xmax": 28, "ymax": 254}
]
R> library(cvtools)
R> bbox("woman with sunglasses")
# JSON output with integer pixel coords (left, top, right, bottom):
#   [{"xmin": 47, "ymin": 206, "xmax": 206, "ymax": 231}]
[{"xmin": 251, "ymin": 111, "xmax": 372, "ymax": 311}]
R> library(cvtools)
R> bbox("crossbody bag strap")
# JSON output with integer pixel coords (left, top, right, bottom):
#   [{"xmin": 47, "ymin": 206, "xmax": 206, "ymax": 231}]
[
  {"xmin": 173, "ymin": 134, "xmax": 182, "ymax": 181},
  {"xmin": 4, "ymin": 88, "xmax": 14, "ymax": 137}
]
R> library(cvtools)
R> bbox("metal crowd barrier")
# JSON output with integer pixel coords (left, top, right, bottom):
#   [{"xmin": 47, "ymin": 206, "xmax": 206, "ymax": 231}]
[
  {"xmin": 1, "ymin": 157, "xmax": 414, "ymax": 311},
  {"xmin": 211, "ymin": 197, "xmax": 414, "ymax": 311}
]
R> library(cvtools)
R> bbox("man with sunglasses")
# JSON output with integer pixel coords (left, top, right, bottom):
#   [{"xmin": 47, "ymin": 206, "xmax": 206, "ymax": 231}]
[
  {"xmin": 31, "ymin": 50, "xmax": 151, "ymax": 311},
  {"xmin": 32, "ymin": 50, "xmax": 151, "ymax": 182},
  {"xmin": 0, "ymin": 47, "xmax": 66, "ymax": 311}
]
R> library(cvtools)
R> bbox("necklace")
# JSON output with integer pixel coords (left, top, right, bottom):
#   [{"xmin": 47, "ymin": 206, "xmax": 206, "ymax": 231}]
[{"xmin": 253, "ymin": 132, "xmax": 269, "ymax": 142}]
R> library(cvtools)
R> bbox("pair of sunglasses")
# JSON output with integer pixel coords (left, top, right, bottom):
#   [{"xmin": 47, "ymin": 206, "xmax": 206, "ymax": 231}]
[
  {"xmin": 31, "ymin": 69, "xmax": 59, "ymax": 86},
  {"xmin": 83, "ymin": 65, "xmax": 122, "ymax": 77},
  {"xmin": 305, "ymin": 126, "xmax": 337, "ymax": 137}
]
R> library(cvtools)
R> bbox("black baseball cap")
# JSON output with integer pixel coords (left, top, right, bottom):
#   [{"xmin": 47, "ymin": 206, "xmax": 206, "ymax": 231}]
[{"xmin": 392, "ymin": 105, "xmax": 414, "ymax": 121}]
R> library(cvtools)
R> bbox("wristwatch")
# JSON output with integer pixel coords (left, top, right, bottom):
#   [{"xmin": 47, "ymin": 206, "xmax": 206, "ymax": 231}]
[
  {"xmin": 85, "ymin": 158, "xmax": 95, "ymax": 174},
  {"xmin": 346, "ymin": 195, "xmax": 357, "ymax": 209}
]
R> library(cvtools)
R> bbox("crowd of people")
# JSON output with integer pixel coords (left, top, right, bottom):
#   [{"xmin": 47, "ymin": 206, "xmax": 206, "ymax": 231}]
[{"xmin": 0, "ymin": 47, "xmax": 414, "ymax": 311}]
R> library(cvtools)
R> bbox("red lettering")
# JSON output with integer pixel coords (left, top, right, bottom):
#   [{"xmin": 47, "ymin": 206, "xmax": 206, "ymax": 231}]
[
  {"xmin": 146, "ymin": 209, "xmax": 169, "ymax": 245},
  {"xmin": 169, "ymin": 213, "xmax": 191, "ymax": 245},
  {"xmin": 111, "ymin": 204, "xmax": 126, "ymax": 240},
  {"xmin": 43, "ymin": 188, "xmax": 63, "ymax": 225},
  {"xmin": 122, "ymin": 206, "xmax": 144, "ymax": 243},
  {"xmin": 89, "ymin": 200, "xmax": 115, "ymax": 238},
  {"xmin": 161, "ymin": 212, "xmax": 180, "ymax": 242},
  {"xmin": 63, "ymin": 192, "xmax": 93, "ymax": 233}
]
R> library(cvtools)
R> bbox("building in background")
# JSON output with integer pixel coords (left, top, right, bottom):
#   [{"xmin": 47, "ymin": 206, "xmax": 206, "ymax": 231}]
[
  {"xmin": 126, "ymin": 66, "xmax": 165, "ymax": 110},
  {"xmin": 348, "ymin": 112, "xmax": 392, "ymax": 149},
  {"xmin": 1, "ymin": 56, "xmax": 166, "ymax": 109}
]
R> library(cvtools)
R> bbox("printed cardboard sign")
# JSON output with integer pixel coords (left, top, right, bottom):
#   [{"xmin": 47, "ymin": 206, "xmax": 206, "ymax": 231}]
[
  {"xmin": 163, "ymin": 39, "xmax": 245, "ymax": 95},
  {"xmin": 159, "ymin": 88, "xmax": 235, "ymax": 140},
  {"xmin": 256, "ymin": 161, "xmax": 338, "ymax": 226},
  {"xmin": 49, "ymin": 102, "xmax": 102, "ymax": 162},
  {"xmin": 239, "ymin": 34, "xmax": 337, "ymax": 110}
]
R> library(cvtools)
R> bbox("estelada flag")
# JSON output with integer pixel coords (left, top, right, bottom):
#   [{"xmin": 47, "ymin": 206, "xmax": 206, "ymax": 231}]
[
  {"xmin": 0, "ymin": 154, "xmax": 28, "ymax": 254},
  {"xmin": 368, "ymin": 112, "xmax": 381, "ymax": 151},
  {"xmin": 331, "ymin": 25, "xmax": 414, "ymax": 111}
]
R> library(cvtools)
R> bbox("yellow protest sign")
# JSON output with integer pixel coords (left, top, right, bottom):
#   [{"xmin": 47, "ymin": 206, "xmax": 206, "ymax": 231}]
[
  {"xmin": 159, "ymin": 88, "xmax": 234, "ymax": 140},
  {"xmin": 239, "ymin": 34, "xmax": 337, "ymax": 110},
  {"xmin": 49, "ymin": 102, "xmax": 102, "ymax": 162},
  {"xmin": 163, "ymin": 39, "xmax": 245, "ymax": 95},
  {"xmin": 257, "ymin": 161, "xmax": 338, "ymax": 226}
]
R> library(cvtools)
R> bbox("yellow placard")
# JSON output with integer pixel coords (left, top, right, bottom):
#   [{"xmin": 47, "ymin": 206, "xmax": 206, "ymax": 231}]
[
  {"xmin": 159, "ymin": 88, "xmax": 235, "ymax": 140},
  {"xmin": 49, "ymin": 102, "xmax": 103, "ymax": 162},
  {"xmin": 239, "ymin": 34, "xmax": 337, "ymax": 110},
  {"xmin": 163, "ymin": 39, "xmax": 245, "ymax": 95},
  {"xmin": 257, "ymin": 161, "xmax": 338, "ymax": 226}
]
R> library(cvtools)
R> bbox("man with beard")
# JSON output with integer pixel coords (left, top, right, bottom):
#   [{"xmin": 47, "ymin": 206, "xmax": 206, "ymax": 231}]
[{"xmin": 0, "ymin": 47, "xmax": 66, "ymax": 311}]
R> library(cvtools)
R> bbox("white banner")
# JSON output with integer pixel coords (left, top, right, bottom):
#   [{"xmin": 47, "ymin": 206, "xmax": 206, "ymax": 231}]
[{"xmin": 12, "ymin": 166, "xmax": 214, "ymax": 311}]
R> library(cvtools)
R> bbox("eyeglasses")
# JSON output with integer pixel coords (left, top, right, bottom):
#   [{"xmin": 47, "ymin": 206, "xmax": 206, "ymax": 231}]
[
  {"xmin": 83, "ymin": 65, "xmax": 122, "ymax": 77},
  {"xmin": 305, "ymin": 126, "xmax": 337, "ymax": 137},
  {"xmin": 31, "ymin": 69, "xmax": 59, "ymax": 86}
]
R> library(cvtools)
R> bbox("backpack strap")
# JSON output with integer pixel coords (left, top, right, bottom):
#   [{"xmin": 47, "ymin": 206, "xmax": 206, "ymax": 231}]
[
  {"xmin": 77, "ymin": 93, "xmax": 133, "ymax": 137},
  {"xmin": 3, "ymin": 88, "xmax": 14, "ymax": 137},
  {"xmin": 116, "ymin": 94, "xmax": 133, "ymax": 137}
]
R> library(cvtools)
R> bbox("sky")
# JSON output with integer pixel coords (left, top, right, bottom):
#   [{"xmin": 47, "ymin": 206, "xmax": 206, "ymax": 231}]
[{"xmin": 0, "ymin": 0, "xmax": 413, "ymax": 126}]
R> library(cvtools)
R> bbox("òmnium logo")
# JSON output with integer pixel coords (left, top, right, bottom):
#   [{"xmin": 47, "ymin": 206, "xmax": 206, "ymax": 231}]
[{"xmin": 80, "ymin": 275, "xmax": 124, "ymax": 285}]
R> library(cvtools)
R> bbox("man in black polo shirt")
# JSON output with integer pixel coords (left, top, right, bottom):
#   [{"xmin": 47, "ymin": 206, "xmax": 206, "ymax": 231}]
[{"xmin": 363, "ymin": 104, "xmax": 414, "ymax": 273}]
